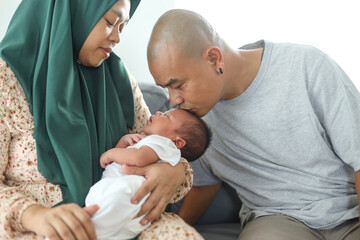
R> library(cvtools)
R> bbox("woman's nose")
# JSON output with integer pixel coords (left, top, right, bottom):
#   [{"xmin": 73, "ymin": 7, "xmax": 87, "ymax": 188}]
[
  {"xmin": 155, "ymin": 111, "xmax": 162, "ymax": 117},
  {"xmin": 109, "ymin": 28, "xmax": 120, "ymax": 44}
]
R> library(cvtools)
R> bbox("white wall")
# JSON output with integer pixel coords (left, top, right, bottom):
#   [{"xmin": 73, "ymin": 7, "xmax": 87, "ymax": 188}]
[
  {"xmin": 1, "ymin": 0, "xmax": 359, "ymax": 91},
  {"xmin": 0, "ymin": 0, "xmax": 21, "ymax": 38}
]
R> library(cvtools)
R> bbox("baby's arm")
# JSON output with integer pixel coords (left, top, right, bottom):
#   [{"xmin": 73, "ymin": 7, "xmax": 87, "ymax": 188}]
[{"xmin": 100, "ymin": 146, "xmax": 159, "ymax": 168}]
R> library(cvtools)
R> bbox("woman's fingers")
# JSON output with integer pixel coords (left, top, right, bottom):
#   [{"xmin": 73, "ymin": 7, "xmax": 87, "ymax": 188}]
[
  {"xmin": 50, "ymin": 215, "xmax": 76, "ymax": 240},
  {"xmin": 134, "ymin": 180, "xmax": 159, "ymax": 217},
  {"xmin": 124, "ymin": 162, "xmax": 186, "ymax": 226},
  {"xmin": 122, "ymin": 164, "xmax": 154, "ymax": 204},
  {"xmin": 59, "ymin": 204, "xmax": 97, "ymax": 240},
  {"xmin": 23, "ymin": 204, "xmax": 97, "ymax": 240},
  {"xmin": 42, "ymin": 224, "xmax": 61, "ymax": 240},
  {"xmin": 126, "ymin": 163, "xmax": 176, "ymax": 220},
  {"xmin": 73, "ymin": 205, "xmax": 99, "ymax": 239},
  {"xmin": 83, "ymin": 204, "xmax": 99, "ymax": 216},
  {"xmin": 139, "ymin": 190, "xmax": 168, "ymax": 225}
]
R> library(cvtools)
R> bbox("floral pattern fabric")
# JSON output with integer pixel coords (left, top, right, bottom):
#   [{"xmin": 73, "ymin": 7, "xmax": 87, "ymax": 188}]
[
  {"xmin": 0, "ymin": 58, "xmax": 194, "ymax": 239},
  {"xmin": 139, "ymin": 212, "xmax": 204, "ymax": 240}
]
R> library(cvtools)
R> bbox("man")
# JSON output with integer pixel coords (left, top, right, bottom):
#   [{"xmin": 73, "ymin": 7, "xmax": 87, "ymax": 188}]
[{"xmin": 147, "ymin": 9, "xmax": 360, "ymax": 240}]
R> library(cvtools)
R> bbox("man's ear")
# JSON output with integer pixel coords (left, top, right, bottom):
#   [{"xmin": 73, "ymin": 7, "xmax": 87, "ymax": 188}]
[
  {"xmin": 173, "ymin": 136, "xmax": 186, "ymax": 149},
  {"xmin": 204, "ymin": 47, "xmax": 224, "ymax": 73}
]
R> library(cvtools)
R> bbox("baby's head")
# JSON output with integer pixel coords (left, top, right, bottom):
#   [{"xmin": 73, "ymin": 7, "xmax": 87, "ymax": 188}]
[{"xmin": 143, "ymin": 109, "xmax": 212, "ymax": 161}]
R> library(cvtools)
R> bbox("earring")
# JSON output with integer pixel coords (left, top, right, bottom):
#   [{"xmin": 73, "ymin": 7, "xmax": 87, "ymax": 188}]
[{"xmin": 219, "ymin": 68, "xmax": 223, "ymax": 74}]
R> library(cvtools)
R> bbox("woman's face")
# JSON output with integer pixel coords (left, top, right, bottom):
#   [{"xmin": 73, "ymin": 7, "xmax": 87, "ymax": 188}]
[{"xmin": 78, "ymin": 0, "xmax": 131, "ymax": 67}]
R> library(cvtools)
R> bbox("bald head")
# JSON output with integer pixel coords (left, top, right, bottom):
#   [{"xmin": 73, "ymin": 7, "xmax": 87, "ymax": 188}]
[{"xmin": 147, "ymin": 9, "xmax": 223, "ymax": 63}]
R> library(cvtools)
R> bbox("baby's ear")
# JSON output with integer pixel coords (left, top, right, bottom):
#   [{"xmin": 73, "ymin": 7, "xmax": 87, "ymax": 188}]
[{"xmin": 173, "ymin": 137, "xmax": 186, "ymax": 149}]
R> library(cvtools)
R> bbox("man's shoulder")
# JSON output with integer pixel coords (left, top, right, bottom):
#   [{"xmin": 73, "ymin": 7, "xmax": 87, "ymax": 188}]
[
  {"xmin": 273, "ymin": 41, "xmax": 325, "ymax": 57},
  {"xmin": 239, "ymin": 40, "xmax": 265, "ymax": 50},
  {"xmin": 239, "ymin": 40, "xmax": 325, "ymax": 63}
]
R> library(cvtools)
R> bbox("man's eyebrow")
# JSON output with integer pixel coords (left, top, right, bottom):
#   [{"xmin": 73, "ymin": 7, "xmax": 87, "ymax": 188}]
[{"xmin": 158, "ymin": 78, "xmax": 178, "ymax": 88}]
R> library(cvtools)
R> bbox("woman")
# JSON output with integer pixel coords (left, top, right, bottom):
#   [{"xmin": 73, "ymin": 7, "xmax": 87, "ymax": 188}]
[{"xmin": 0, "ymin": 1, "xmax": 199, "ymax": 239}]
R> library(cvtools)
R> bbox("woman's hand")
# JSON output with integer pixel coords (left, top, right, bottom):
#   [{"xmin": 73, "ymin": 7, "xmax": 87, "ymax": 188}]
[
  {"xmin": 21, "ymin": 203, "xmax": 99, "ymax": 240},
  {"xmin": 122, "ymin": 162, "xmax": 185, "ymax": 225}
]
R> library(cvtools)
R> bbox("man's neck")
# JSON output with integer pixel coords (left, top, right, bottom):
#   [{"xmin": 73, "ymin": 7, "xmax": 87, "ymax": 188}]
[{"xmin": 222, "ymin": 47, "xmax": 263, "ymax": 100}]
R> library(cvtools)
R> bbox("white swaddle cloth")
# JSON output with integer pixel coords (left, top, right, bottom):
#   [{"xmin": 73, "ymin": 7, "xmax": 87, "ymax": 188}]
[{"xmin": 85, "ymin": 135, "xmax": 180, "ymax": 240}]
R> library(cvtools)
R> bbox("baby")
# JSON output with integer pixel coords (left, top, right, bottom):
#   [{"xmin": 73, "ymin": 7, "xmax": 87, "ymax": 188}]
[{"xmin": 85, "ymin": 108, "xmax": 212, "ymax": 240}]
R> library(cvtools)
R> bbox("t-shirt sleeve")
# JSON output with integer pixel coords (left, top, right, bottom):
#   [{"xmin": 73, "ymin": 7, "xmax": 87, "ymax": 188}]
[
  {"xmin": 137, "ymin": 135, "xmax": 181, "ymax": 166},
  {"xmin": 191, "ymin": 156, "xmax": 222, "ymax": 186},
  {"xmin": 308, "ymin": 54, "xmax": 360, "ymax": 171}
]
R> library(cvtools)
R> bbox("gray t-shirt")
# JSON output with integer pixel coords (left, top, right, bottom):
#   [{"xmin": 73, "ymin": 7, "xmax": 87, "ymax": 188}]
[{"xmin": 192, "ymin": 40, "xmax": 360, "ymax": 229}]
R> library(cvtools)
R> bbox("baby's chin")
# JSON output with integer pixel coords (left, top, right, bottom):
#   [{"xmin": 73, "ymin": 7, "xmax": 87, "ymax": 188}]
[{"xmin": 143, "ymin": 125, "xmax": 150, "ymax": 135}]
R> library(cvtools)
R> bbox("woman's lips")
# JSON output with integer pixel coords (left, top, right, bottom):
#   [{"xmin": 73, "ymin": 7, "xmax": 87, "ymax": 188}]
[{"xmin": 100, "ymin": 48, "xmax": 112, "ymax": 58}]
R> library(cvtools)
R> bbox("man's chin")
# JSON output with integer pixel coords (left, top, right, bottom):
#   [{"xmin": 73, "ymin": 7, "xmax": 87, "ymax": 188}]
[
  {"xmin": 195, "ymin": 111, "xmax": 207, "ymax": 117},
  {"xmin": 196, "ymin": 107, "xmax": 213, "ymax": 117},
  {"xmin": 184, "ymin": 108, "xmax": 207, "ymax": 117}
]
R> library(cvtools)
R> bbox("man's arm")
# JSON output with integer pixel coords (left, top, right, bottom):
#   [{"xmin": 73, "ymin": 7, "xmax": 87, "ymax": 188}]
[
  {"xmin": 178, "ymin": 182, "xmax": 222, "ymax": 226},
  {"xmin": 100, "ymin": 146, "xmax": 158, "ymax": 168},
  {"xmin": 355, "ymin": 170, "xmax": 360, "ymax": 222}
]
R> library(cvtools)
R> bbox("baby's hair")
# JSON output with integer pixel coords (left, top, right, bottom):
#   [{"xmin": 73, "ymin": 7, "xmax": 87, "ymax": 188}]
[{"xmin": 177, "ymin": 110, "xmax": 212, "ymax": 162}]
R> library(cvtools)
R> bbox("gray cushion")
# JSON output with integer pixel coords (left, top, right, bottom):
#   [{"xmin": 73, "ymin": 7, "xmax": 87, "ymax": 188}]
[{"xmin": 138, "ymin": 82, "xmax": 173, "ymax": 114}]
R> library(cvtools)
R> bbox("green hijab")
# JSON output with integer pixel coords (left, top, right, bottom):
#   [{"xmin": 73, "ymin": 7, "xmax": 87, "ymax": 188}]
[{"xmin": 0, "ymin": 0, "xmax": 141, "ymax": 206}]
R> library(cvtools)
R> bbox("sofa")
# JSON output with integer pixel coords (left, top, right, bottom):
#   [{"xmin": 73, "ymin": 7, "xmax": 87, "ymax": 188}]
[{"xmin": 139, "ymin": 82, "xmax": 242, "ymax": 240}]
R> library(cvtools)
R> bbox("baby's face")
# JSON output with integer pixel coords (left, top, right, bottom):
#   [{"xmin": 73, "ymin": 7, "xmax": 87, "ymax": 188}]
[{"xmin": 143, "ymin": 109, "xmax": 191, "ymax": 139}]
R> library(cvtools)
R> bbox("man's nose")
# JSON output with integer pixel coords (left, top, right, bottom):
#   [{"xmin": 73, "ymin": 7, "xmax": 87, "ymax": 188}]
[{"xmin": 168, "ymin": 89, "xmax": 183, "ymax": 107}]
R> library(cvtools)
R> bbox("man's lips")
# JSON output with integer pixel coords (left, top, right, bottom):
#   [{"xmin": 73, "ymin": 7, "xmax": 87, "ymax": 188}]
[
  {"xmin": 180, "ymin": 107, "xmax": 194, "ymax": 112},
  {"xmin": 179, "ymin": 104, "xmax": 193, "ymax": 111}
]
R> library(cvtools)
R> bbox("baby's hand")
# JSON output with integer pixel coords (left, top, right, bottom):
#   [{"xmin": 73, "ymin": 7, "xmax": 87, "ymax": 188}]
[
  {"xmin": 100, "ymin": 151, "xmax": 112, "ymax": 168},
  {"xmin": 116, "ymin": 134, "xmax": 146, "ymax": 148}
]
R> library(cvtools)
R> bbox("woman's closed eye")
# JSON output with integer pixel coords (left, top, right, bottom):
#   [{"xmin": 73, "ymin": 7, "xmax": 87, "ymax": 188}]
[{"xmin": 106, "ymin": 19, "xmax": 115, "ymax": 27}]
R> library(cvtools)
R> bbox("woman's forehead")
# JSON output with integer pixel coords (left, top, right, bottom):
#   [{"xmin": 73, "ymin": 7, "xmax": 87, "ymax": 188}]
[{"xmin": 109, "ymin": 0, "xmax": 130, "ymax": 19}]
